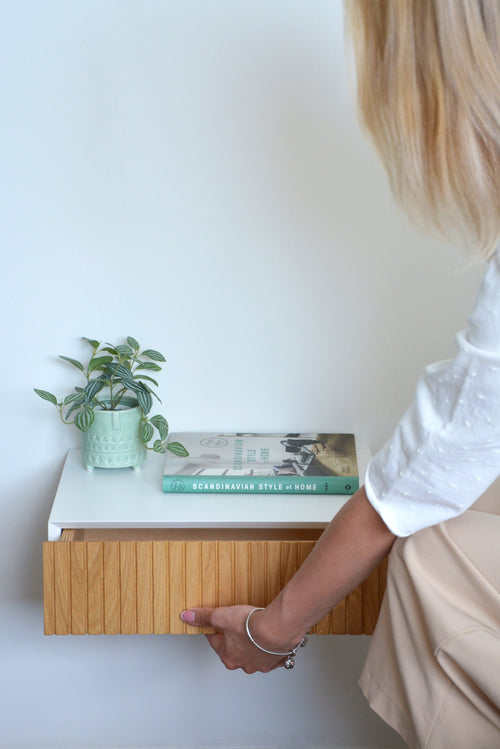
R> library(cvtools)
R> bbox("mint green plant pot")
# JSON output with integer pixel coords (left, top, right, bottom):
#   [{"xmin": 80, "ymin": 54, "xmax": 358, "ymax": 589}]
[{"xmin": 81, "ymin": 397, "xmax": 147, "ymax": 471}]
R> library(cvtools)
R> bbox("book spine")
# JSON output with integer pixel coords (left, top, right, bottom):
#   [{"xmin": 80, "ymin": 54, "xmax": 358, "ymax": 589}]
[{"xmin": 162, "ymin": 475, "xmax": 359, "ymax": 495}]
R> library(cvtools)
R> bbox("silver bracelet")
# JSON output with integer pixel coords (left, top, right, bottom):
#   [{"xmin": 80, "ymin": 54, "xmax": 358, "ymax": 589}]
[{"xmin": 245, "ymin": 607, "xmax": 308, "ymax": 670}]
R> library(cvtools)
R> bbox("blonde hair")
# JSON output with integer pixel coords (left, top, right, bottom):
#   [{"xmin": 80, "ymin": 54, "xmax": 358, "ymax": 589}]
[{"xmin": 345, "ymin": 0, "xmax": 500, "ymax": 258}]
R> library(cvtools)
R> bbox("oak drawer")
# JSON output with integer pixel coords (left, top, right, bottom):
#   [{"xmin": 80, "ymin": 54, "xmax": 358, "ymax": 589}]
[{"xmin": 43, "ymin": 527, "xmax": 387, "ymax": 636}]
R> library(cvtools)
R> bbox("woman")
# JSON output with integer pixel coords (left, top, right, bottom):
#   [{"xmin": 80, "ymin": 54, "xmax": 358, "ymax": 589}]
[{"xmin": 181, "ymin": 2, "xmax": 500, "ymax": 746}]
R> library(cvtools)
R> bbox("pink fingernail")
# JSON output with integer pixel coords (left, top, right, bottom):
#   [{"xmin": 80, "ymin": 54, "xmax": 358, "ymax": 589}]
[{"xmin": 180, "ymin": 610, "xmax": 195, "ymax": 623}]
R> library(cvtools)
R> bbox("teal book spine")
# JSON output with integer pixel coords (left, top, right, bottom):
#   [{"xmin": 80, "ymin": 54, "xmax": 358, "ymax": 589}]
[{"xmin": 162, "ymin": 475, "xmax": 359, "ymax": 495}]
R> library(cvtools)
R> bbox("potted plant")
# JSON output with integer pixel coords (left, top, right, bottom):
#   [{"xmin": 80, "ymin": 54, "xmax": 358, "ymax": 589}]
[{"xmin": 35, "ymin": 336, "xmax": 188, "ymax": 471}]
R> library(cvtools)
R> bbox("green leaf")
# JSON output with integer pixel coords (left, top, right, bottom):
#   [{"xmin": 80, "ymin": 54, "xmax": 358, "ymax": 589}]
[
  {"xmin": 153, "ymin": 439, "xmax": 166, "ymax": 453},
  {"xmin": 150, "ymin": 414, "xmax": 169, "ymax": 440},
  {"xmin": 63, "ymin": 391, "xmax": 85, "ymax": 405},
  {"xmin": 34, "ymin": 388, "xmax": 58, "ymax": 405},
  {"xmin": 84, "ymin": 379, "xmax": 105, "ymax": 403},
  {"xmin": 137, "ymin": 382, "xmax": 161, "ymax": 403},
  {"xmin": 135, "ymin": 362, "xmax": 162, "ymax": 372},
  {"xmin": 64, "ymin": 402, "xmax": 82, "ymax": 420},
  {"xmin": 114, "ymin": 344, "xmax": 134, "ymax": 359},
  {"xmin": 103, "ymin": 361, "xmax": 119, "ymax": 375},
  {"xmin": 127, "ymin": 336, "xmax": 140, "ymax": 351},
  {"xmin": 135, "ymin": 386, "xmax": 153, "ymax": 415},
  {"xmin": 133, "ymin": 374, "xmax": 159, "ymax": 387},
  {"xmin": 141, "ymin": 349, "xmax": 166, "ymax": 362},
  {"xmin": 102, "ymin": 346, "xmax": 118, "ymax": 356},
  {"xmin": 82, "ymin": 337, "xmax": 100, "ymax": 352},
  {"xmin": 139, "ymin": 420, "xmax": 154, "ymax": 444},
  {"xmin": 166, "ymin": 441, "xmax": 189, "ymax": 457},
  {"xmin": 74, "ymin": 408, "xmax": 95, "ymax": 432},
  {"xmin": 88, "ymin": 355, "xmax": 114, "ymax": 374},
  {"xmin": 59, "ymin": 355, "xmax": 85, "ymax": 372},
  {"xmin": 120, "ymin": 379, "xmax": 141, "ymax": 394},
  {"xmin": 113, "ymin": 363, "xmax": 134, "ymax": 381}
]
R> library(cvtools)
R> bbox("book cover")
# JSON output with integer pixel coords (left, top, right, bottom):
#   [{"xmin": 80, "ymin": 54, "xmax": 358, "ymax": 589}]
[{"xmin": 162, "ymin": 433, "xmax": 359, "ymax": 494}]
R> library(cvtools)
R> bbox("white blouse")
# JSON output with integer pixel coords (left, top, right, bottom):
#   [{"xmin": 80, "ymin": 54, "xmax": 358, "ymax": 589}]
[{"xmin": 365, "ymin": 249, "xmax": 500, "ymax": 537}]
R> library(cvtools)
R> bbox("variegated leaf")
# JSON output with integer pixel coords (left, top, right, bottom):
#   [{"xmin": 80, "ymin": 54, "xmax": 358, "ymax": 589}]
[
  {"xmin": 139, "ymin": 420, "xmax": 154, "ymax": 444},
  {"xmin": 127, "ymin": 336, "xmax": 140, "ymax": 351},
  {"xmin": 150, "ymin": 414, "xmax": 169, "ymax": 440},
  {"xmin": 82, "ymin": 337, "xmax": 100, "ymax": 352},
  {"xmin": 166, "ymin": 441, "xmax": 189, "ymax": 457},
  {"xmin": 88, "ymin": 355, "xmax": 113, "ymax": 374},
  {"xmin": 135, "ymin": 362, "xmax": 162, "ymax": 372},
  {"xmin": 59, "ymin": 355, "xmax": 85, "ymax": 372},
  {"xmin": 74, "ymin": 408, "xmax": 95, "ymax": 432},
  {"xmin": 141, "ymin": 349, "xmax": 166, "ymax": 362},
  {"xmin": 34, "ymin": 389, "xmax": 58, "ymax": 405},
  {"xmin": 136, "ymin": 387, "xmax": 153, "ymax": 415}
]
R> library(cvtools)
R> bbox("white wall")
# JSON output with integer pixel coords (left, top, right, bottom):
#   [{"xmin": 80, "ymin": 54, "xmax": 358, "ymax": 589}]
[{"xmin": 0, "ymin": 2, "xmax": 484, "ymax": 747}]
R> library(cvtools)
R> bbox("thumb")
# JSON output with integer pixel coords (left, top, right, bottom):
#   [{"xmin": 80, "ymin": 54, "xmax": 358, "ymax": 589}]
[{"xmin": 180, "ymin": 607, "xmax": 217, "ymax": 628}]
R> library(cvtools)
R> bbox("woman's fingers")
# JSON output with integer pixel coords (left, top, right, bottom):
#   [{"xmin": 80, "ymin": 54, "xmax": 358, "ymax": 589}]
[
  {"xmin": 179, "ymin": 605, "xmax": 287, "ymax": 673},
  {"xmin": 180, "ymin": 607, "xmax": 217, "ymax": 628},
  {"xmin": 180, "ymin": 605, "xmax": 253, "ymax": 632}
]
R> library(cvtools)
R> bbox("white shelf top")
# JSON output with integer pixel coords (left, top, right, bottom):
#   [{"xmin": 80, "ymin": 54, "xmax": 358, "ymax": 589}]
[{"xmin": 47, "ymin": 447, "xmax": 371, "ymax": 541}]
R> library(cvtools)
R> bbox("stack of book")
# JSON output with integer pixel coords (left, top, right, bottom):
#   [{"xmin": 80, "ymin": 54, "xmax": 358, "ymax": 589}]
[{"xmin": 162, "ymin": 432, "xmax": 359, "ymax": 495}]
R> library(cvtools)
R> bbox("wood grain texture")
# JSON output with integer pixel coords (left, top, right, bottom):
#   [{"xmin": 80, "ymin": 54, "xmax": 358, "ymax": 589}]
[
  {"xmin": 70, "ymin": 543, "xmax": 87, "ymax": 635},
  {"xmin": 153, "ymin": 542, "xmax": 169, "ymax": 634},
  {"xmin": 87, "ymin": 542, "xmax": 104, "ymax": 635},
  {"xmin": 103, "ymin": 542, "xmax": 120, "ymax": 634},
  {"xmin": 120, "ymin": 542, "xmax": 137, "ymax": 634},
  {"xmin": 137, "ymin": 542, "xmax": 153, "ymax": 634},
  {"xmin": 217, "ymin": 541, "xmax": 234, "ymax": 608},
  {"xmin": 42, "ymin": 543, "xmax": 55, "ymax": 635},
  {"xmin": 168, "ymin": 542, "xmax": 186, "ymax": 634},
  {"xmin": 43, "ymin": 536, "xmax": 388, "ymax": 636},
  {"xmin": 266, "ymin": 541, "xmax": 281, "ymax": 604},
  {"xmin": 280, "ymin": 541, "xmax": 298, "ymax": 590},
  {"xmin": 185, "ymin": 541, "xmax": 202, "ymax": 634},
  {"xmin": 201, "ymin": 541, "xmax": 218, "ymax": 609},
  {"xmin": 249, "ymin": 541, "xmax": 266, "ymax": 609},
  {"xmin": 53, "ymin": 542, "xmax": 71, "ymax": 635},
  {"xmin": 233, "ymin": 541, "xmax": 250, "ymax": 605}
]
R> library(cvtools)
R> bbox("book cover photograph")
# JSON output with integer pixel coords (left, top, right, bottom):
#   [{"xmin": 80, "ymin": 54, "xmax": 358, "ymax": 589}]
[{"xmin": 162, "ymin": 433, "xmax": 359, "ymax": 494}]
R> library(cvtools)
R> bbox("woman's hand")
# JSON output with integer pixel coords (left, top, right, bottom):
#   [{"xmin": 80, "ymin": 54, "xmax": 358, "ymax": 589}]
[
  {"xmin": 180, "ymin": 605, "xmax": 291, "ymax": 674},
  {"xmin": 180, "ymin": 491, "xmax": 395, "ymax": 674}
]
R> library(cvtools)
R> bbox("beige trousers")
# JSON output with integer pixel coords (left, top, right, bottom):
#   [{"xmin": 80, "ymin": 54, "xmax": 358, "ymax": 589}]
[{"xmin": 359, "ymin": 502, "xmax": 500, "ymax": 748}]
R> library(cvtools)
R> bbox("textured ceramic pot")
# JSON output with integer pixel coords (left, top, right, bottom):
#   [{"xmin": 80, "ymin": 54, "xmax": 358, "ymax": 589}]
[{"xmin": 81, "ymin": 397, "xmax": 147, "ymax": 471}]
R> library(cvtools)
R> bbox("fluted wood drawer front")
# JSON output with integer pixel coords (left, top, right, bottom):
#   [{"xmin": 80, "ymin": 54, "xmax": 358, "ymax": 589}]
[{"xmin": 43, "ymin": 530, "xmax": 387, "ymax": 636}]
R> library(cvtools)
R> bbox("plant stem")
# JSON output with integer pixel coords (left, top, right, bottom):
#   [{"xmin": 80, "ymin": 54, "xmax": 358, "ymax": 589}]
[{"xmin": 57, "ymin": 404, "xmax": 75, "ymax": 425}]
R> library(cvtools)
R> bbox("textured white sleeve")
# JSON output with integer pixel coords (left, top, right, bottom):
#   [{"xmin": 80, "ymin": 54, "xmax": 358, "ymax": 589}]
[{"xmin": 365, "ymin": 250, "xmax": 500, "ymax": 537}]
